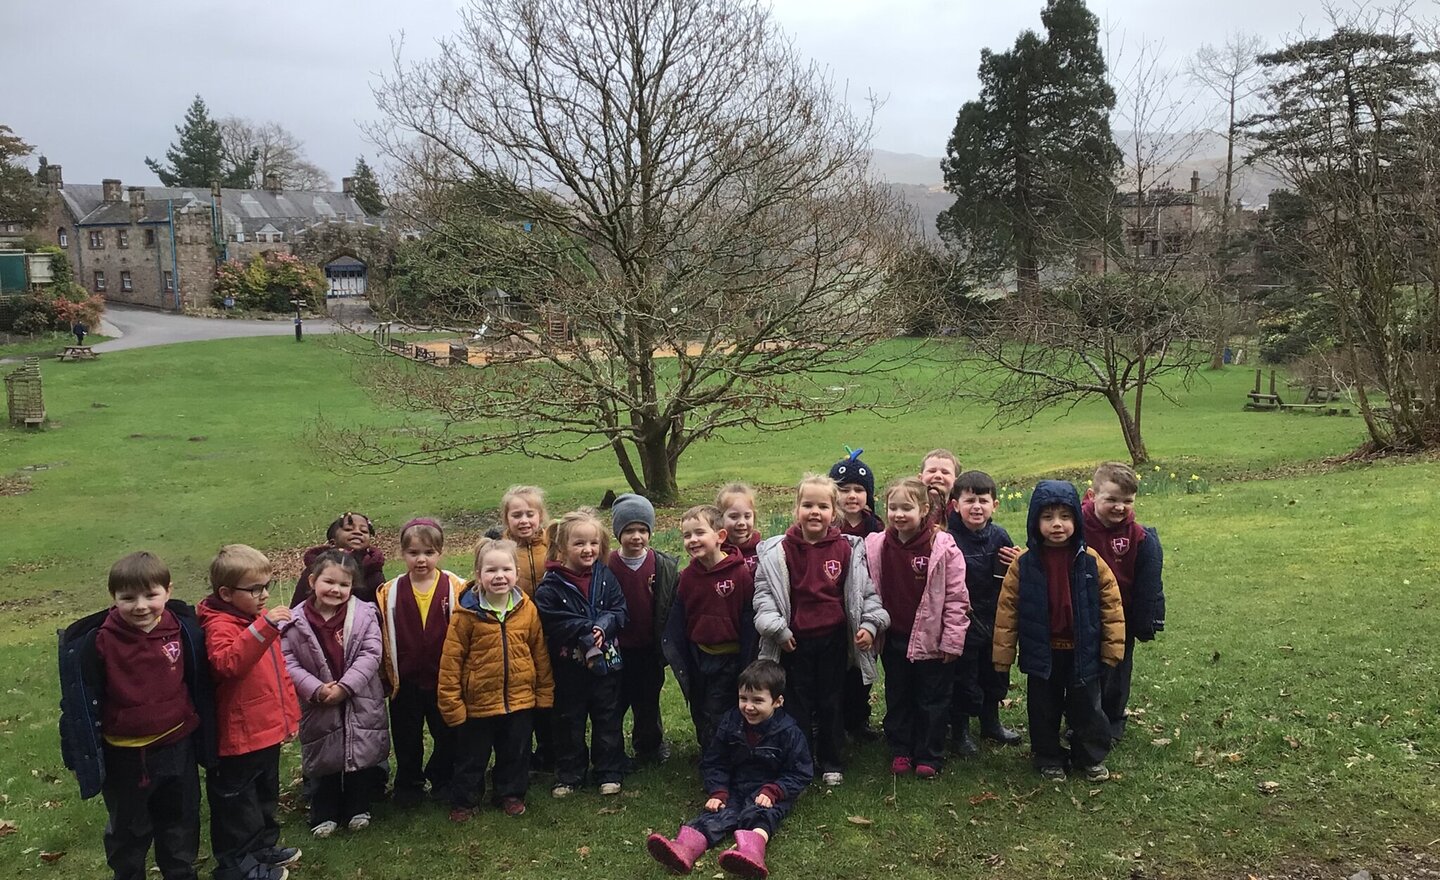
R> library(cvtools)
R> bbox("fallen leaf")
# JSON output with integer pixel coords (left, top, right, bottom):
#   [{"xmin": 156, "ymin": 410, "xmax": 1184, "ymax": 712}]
[
  {"xmin": 577, "ymin": 846, "xmax": 591, "ymax": 858},
  {"xmin": 598, "ymin": 806, "xmax": 625, "ymax": 815},
  {"xmin": 39, "ymin": 851, "xmax": 65, "ymax": 864},
  {"xmin": 968, "ymin": 791, "xmax": 998, "ymax": 806},
  {"xmin": 1284, "ymin": 735, "xmax": 1301, "ymax": 750},
  {"xmin": 1150, "ymin": 738, "xmax": 1172, "ymax": 746},
  {"xmin": 846, "ymin": 815, "xmax": 873, "ymax": 826},
  {"xmin": 1257, "ymin": 781, "xmax": 1281, "ymax": 796},
  {"xmin": 0, "ymin": 819, "xmax": 16, "ymax": 837}
]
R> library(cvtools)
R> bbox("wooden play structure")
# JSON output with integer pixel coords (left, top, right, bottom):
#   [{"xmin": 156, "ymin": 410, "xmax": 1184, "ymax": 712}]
[
  {"xmin": 1244, "ymin": 369, "xmax": 1351, "ymax": 415},
  {"xmin": 5, "ymin": 357, "xmax": 45, "ymax": 427}
]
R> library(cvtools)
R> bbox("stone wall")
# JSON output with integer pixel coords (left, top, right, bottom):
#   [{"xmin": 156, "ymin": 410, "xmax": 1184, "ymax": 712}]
[{"xmin": 290, "ymin": 221, "xmax": 395, "ymax": 305}]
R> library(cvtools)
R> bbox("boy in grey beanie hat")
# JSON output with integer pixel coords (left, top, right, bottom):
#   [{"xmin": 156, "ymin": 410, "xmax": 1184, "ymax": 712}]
[{"xmin": 611, "ymin": 493, "xmax": 656, "ymax": 538}]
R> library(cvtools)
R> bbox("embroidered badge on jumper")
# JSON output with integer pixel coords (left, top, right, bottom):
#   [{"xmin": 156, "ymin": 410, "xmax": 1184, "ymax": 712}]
[
  {"xmin": 1110, "ymin": 536, "xmax": 1131, "ymax": 556},
  {"xmin": 162, "ymin": 641, "xmax": 181, "ymax": 664},
  {"xmin": 824, "ymin": 560, "xmax": 842, "ymax": 580},
  {"xmin": 715, "ymin": 579, "xmax": 735, "ymax": 597}
]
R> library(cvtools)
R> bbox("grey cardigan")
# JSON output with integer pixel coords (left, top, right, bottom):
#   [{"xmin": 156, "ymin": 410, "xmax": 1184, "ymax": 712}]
[{"xmin": 751, "ymin": 532, "xmax": 889, "ymax": 685}]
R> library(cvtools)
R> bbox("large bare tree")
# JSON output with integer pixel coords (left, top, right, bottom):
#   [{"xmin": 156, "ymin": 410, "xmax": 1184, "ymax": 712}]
[
  {"xmin": 350, "ymin": 0, "xmax": 918, "ymax": 501},
  {"xmin": 218, "ymin": 118, "xmax": 333, "ymax": 191}
]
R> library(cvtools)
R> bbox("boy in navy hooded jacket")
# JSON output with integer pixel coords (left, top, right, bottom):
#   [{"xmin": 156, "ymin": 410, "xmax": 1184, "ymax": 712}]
[{"xmin": 992, "ymin": 481, "xmax": 1125, "ymax": 782}]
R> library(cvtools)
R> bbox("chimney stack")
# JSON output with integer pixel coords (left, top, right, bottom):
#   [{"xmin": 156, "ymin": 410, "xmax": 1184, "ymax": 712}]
[
  {"xmin": 342, "ymin": 176, "xmax": 355, "ymax": 195},
  {"xmin": 1190, "ymin": 170, "xmax": 1201, "ymax": 194},
  {"xmin": 102, "ymin": 179, "xmax": 123, "ymax": 203},
  {"xmin": 128, "ymin": 186, "xmax": 146, "ymax": 221},
  {"xmin": 263, "ymin": 172, "xmax": 282, "ymax": 193}
]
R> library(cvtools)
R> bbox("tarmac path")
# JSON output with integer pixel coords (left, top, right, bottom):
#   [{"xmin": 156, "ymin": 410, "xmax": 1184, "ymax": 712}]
[{"xmin": 92, "ymin": 305, "xmax": 347, "ymax": 352}]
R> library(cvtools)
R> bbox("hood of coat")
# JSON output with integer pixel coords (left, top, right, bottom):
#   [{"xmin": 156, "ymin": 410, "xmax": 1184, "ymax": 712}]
[
  {"xmin": 1024, "ymin": 480, "xmax": 1086, "ymax": 552},
  {"xmin": 457, "ymin": 582, "xmax": 526, "ymax": 616}
]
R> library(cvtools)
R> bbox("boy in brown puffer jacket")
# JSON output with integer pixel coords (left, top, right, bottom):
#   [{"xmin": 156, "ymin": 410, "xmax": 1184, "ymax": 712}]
[{"xmin": 437, "ymin": 538, "xmax": 554, "ymax": 819}]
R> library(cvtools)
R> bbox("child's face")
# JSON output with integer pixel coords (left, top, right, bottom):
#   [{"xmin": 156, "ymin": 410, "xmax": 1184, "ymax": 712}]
[
  {"xmin": 721, "ymin": 499, "xmax": 755, "ymax": 544},
  {"xmin": 955, "ymin": 490, "xmax": 997, "ymax": 530},
  {"xmin": 564, "ymin": 524, "xmax": 602, "ymax": 570},
  {"xmin": 618, "ymin": 523, "xmax": 651, "ymax": 557},
  {"xmin": 478, "ymin": 550, "xmax": 517, "ymax": 597},
  {"xmin": 310, "ymin": 563, "xmax": 353, "ymax": 613},
  {"xmin": 738, "ymin": 685, "xmax": 783, "ymax": 725},
  {"xmin": 886, "ymin": 491, "xmax": 924, "ymax": 537},
  {"xmin": 1092, "ymin": 481, "xmax": 1136, "ymax": 527},
  {"xmin": 112, "ymin": 581, "xmax": 172, "ymax": 633},
  {"xmin": 333, "ymin": 516, "xmax": 372, "ymax": 550},
  {"xmin": 837, "ymin": 483, "xmax": 868, "ymax": 515},
  {"xmin": 1038, "ymin": 506, "xmax": 1076, "ymax": 547},
  {"xmin": 220, "ymin": 570, "xmax": 274, "ymax": 617},
  {"xmin": 920, "ymin": 456, "xmax": 958, "ymax": 502},
  {"xmin": 794, "ymin": 486, "xmax": 835, "ymax": 541},
  {"xmin": 681, "ymin": 517, "xmax": 727, "ymax": 563},
  {"xmin": 402, "ymin": 541, "xmax": 442, "ymax": 581},
  {"xmin": 506, "ymin": 501, "xmax": 542, "ymax": 542}
]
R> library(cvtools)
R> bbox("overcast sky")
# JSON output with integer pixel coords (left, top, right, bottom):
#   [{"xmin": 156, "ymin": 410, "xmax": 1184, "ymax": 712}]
[{"xmin": 1, "ymin": 0, "xmax": 1322, "ymax": 187}]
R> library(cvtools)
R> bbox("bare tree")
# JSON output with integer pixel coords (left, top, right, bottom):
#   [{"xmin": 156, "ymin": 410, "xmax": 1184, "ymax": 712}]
[
  {"xmin": 951, "ymin": 38, "xmax": 1216, "ymax": 465},
  {"xmin": 218, "ymin": 118, "xmax": 333, "ymax": 190},
  {"xmin": 1191, "ymin": 32, "xmax": 1267, "ymax": 368},
  {"xmin": 344, "ymin": 0, "xmax": 919, "ymax": 502}
]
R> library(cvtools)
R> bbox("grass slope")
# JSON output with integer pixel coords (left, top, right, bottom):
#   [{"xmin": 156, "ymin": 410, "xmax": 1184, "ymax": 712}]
[{"xmin": 2, "ymin": 337, "xmax": 1431, "ymax": 878}]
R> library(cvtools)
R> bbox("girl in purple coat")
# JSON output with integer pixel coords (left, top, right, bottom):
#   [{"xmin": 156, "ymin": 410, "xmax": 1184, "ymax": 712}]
[{"xmin": 282, "ymin": 551, "xmax": 390, "ymax": 838}]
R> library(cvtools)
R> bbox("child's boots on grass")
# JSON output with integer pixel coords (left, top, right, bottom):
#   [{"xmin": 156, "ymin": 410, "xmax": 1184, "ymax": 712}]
[
  {"xmin": 979, "ymin": 703, "xmax": 1022, "ymax": 746},
  {"xmin": 647, "ymin": 825, "xmax": 707, "ymax": 874},
  {"xmin": 718, "ymin": 829, "xmax": 769, "ymax": 879}
]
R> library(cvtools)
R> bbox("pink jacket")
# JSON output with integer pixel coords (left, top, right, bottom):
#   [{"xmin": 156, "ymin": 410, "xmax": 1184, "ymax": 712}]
[{"xmin": 864, "ymin": 530, "xmax": 970, "ymax": 662}]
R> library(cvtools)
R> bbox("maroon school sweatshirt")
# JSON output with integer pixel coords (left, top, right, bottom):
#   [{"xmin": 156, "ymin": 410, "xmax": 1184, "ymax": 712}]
[
  {"xmin": 608, "ymin": 550, "xmax": 657, "ymax": 649},
  {"xmin": 781, "ymin": 525, "xmax": 849, "ymax": 639},
  {"xmin": 678, "ymin": 549, "xmax": 754, "ymax": 646},
  {"xmin": 94, "ymin": 608, "xmax": 199, "ymax": 745}
]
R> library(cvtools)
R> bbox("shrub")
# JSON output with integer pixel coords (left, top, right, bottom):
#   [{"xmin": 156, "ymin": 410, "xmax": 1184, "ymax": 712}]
[{"xmin": 213, "ymin": 252, "xmax": 325, "ymax": 312}]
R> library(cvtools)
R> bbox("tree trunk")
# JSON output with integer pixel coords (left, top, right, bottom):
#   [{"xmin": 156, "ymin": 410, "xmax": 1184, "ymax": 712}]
[
  {"xmin": 634, "ymin": 426, "xmax": 680, "ymax": 503},
  {"xmin": 1107, "ymin": 390, "xmax": 1149, "ymax": 465}
]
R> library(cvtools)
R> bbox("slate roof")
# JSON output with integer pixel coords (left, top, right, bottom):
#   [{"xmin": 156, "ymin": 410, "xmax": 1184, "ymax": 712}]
[{"xmin": 58, "ymin": 184, "xmax": 377, "ymax": 234}]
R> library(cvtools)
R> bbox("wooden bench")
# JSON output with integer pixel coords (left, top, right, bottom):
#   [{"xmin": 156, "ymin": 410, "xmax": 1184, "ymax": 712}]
[
  {"xmin": 57, "ymin": 346, "xmax": 98, "ymax": 361},
  {"xmin": 387, "ymin": 339, "xmax": 412, "ymax": 356},
  {"xmin": 1245, "ymin": 369, "xmax": 1283, "ymax": 410},
  {"xmin": 413, "ymin": 346, "xmax": 438, "ymax": 364},
  {"xmin": 447, "ymin": 343, "xmax": 470, "ymax": 365}
]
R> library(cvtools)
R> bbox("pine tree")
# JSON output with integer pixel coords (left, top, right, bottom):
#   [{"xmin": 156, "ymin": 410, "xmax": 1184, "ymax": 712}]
[
  {"xmin": 146, "ymin": 95, "xmax": 257, "ymax": 188},
  {"xmin": 348, "ymin": 157, "xmax": 385, "ymax": 215},
  {"xmin": 939, "ymin": 0, "xmax": 1120, "ymax": 296}
]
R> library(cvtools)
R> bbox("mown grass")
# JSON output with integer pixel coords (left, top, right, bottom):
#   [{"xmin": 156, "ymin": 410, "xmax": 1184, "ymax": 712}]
[
  {"xmin": 0, "ymin": 332, "xmax": 111, "ymax": 360},
  {"xmin": 2, "ymin": 336, "xmax": 1432, "ymax": 878}
]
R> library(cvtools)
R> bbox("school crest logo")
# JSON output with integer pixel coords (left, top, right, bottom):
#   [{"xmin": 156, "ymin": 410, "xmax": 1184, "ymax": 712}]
[
  {"xmin": 744, "ymin": 558, "xmax": 758, "ymax": 573},
  {"xmin": 1110, "ymin": 536, "xmax": 1131, "ymax": 556},
  {"xmin": 824, "ymin": 560, "xmax": 842, "ymax": 580},
  {"xmin": 911, "ymin": 556, "xmax": 928, "ymax": 574},
  {"xmin": 715, "ymin": 580, "xmax": 735, "ymax": 597},
  {"xmin": 162, "ymin": 641, "xmax": 181, "ymax": 664}
]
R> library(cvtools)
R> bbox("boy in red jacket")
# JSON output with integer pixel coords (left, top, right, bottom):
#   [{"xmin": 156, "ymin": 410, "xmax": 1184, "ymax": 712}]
[{"xmin": 199, "ymin": 545, "xmax": 303, "ymax": 880}]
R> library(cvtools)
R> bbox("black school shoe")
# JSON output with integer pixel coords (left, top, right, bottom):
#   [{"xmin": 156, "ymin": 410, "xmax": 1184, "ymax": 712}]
[{"xmin": 253, "ymin": 846, "xmax": 301, "ymax": 868}]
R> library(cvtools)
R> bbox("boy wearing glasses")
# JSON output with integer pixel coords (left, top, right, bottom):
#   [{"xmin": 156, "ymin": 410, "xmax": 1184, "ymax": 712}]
[{"xmin": 198, "ymin": 545, "xmax": 303, "ymax": 880}]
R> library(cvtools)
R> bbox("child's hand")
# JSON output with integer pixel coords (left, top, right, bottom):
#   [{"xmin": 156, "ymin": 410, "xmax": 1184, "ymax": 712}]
[
  {"xmin": 592, "ymin": 626, "xmax": 605, "ymax": 647},
  {"xmin": 264, "ymin": 605, "xmax": 293, "ymax": 627},
  {"xmin": 998, "ymin": 545, "xmax": 1021, "ymax": 566},
  {"xmin": 705, "ymin": 797, "xmax": 725, "ymax": 812},
  {"xmin": 754, "ymin": 793, "xmax": 774, "ymax": 808},
  {"xmin": 322, "ymin": 683, "xmax": 347, "ymax": 705},
  {"xmin": 942, "ymin": 652, "xmax": 960, "ymax": 664},
  {"xmin": 782, "ymin": 637, "xmax": 797, "ymax": 653},
  {"xmin": 854, "ymin": 629, "xmax": 874, "ymax": 651}
]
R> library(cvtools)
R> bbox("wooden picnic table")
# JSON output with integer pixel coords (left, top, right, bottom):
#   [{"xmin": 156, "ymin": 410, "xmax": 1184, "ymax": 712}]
[{"xmin": 58, "ymin": 346, "xmax": 98, "ymax": 361}]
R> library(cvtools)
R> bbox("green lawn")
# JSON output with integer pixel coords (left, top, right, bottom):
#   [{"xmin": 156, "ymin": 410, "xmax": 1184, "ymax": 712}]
[
  {"xmin": 0, "ymin": 331, "xmax": 111, "ymax": 360},
  {"xmin": 1, "ymin": 336, "xmax": 1432, "ymax": 878}
]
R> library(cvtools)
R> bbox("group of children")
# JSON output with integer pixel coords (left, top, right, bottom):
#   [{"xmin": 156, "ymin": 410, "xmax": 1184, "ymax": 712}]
[{"xmin": 59, "ymin": 453, "xmax": 1164, "ymax": 880}]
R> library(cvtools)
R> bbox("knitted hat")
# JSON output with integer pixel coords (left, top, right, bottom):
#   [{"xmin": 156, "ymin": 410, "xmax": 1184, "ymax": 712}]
[
  {"xmin": 828, "ymin": 446, "xmax": 875, "ymax": 513},
  {"xmin": 611, "ymin": 493, "xmax": 655, "ymax": 538}
]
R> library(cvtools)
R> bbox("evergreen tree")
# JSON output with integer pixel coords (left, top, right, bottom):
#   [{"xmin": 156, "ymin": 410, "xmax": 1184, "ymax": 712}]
[
  {"xmin": 0, "ymin": 125, "xmax": 45, "ymax": 224},
  {"xmin": 939, "ymin": 0, "xmax": 1120, "ymax": 296},
  {"xmin": 348, "ymin": 157, "xmax": 385, "ymax": 215},
  {"xmin": 146, "ymin": 95, "xmax": 257, "ymax": 188}
]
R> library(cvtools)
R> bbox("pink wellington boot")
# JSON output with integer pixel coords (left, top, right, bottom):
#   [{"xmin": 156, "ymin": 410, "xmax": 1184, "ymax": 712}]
[
  {"xmin": 717, "ymin": 829, "xmax": 769, "ymax": 879},
  {"xmin": 646, "ymin": 825, "xmax": 708, "ymax": 874}
]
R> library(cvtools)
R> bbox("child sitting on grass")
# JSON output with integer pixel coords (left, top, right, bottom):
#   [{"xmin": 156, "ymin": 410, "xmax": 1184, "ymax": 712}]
[
  {"xmin": 439, "ymin": 538, "xmax": 553, "ymax": 819},
  {"xmin": 199, "ymin": 545, "xmax": 303, "ymax": 880},
  {"xmin": 993, "ymin": 481, "xmax": 1124, "ymax": 782},
  {"xmin": 534, "ymin": 509, "xmax": 629, "ymax": 797},
  {"xmin": 646, "ymin": 660, "xmax": 813, "ymax": 879},
  {"xmin": 289, "ymin": 512, "xmax": 386, "ymax": 606},
  {"xmin": 663, "ymin": 504, "xmax": 756, "ymax": 749},
  {"xmin": 376, "ymin": 519, "xmax": 466, "ymax": 807},
  {"xmin": 864, "ymin": 478, "xmax": 969, "ymax": 779},
  {"xmin": 607, "ymin": 494, "xmax": 679, "ymax": 766},
  {"xmin": 753, "ymin": 473, "xmax": 887, "ymax": 787},
  {"xmin": 282, "ymin": 551, "xmax": 388, "ymax": 839},
  {"xmin": 1082, "ymin": 461, "xmax": 1166, "ymax": 744},
  {"xmin": 59, "ymin": 551, "xmax": 216, "ymax": 880}
]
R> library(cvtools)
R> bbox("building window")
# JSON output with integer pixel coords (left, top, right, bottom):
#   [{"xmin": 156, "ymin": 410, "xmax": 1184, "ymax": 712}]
[
  {"xmin": 121, "ymin": 271, "xmax": 132, "ymax": 292},
  {"xmin": 58, "ymin": 228, "xmax": 68, "ymax": 247},
  {"xmin": 117, "ymin": 229, "xmax": 129, "ymax": 248},
  {"xmin": 88, "ymin": 230, "xmax": 104, "ymax": 249},
  {"xmin": 144, "ymin": 228, "xmax": 156, "ymax": 247},
  {"xmin": 233, "ymin": 232, "xmax": 245, "ymax": 243},
  {"xmin": 93, "ymin": 271, "xmax": 106, "ymax": 292},
  {"xmin": 163, "ymin": 271, "xmax": 174, "ymax": 293},
  {"xmin": 3, "ymin": 224, "xmax": 14, "ymax": 233}
]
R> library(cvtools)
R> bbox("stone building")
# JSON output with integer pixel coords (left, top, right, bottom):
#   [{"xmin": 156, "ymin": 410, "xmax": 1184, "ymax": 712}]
[
  {"xmin": 32, "ymin": 163, "xmax": 388, "ymax": 311},
  {"xmin": 1077, "ymin": 170, "xmax": 1257, "ymax": 276}
]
